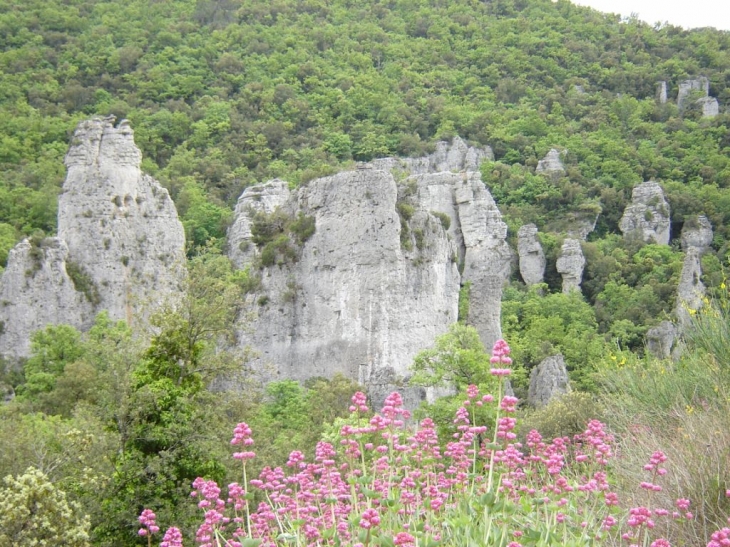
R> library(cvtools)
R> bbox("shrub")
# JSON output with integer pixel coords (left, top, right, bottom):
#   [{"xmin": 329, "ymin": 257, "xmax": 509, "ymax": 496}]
[
  {"xmin": 518, "ymin": 390, "xmax": 603, "ymax": 439},
  {"xmin": 66, "ymin": 261, "xmax": 101, "ymax": 306},
  {"xmin": 0, "ymin": 467, "xmax": 91, "ymax": 546},
  {"xmin": 430, "ymin": 210, "xmax": 451, "ymax": 230}
]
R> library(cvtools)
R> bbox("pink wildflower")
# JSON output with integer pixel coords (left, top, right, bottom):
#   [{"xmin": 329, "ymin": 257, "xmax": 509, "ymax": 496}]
[
  {"xmin": 350, "ymin": 391, "xmax": 369, "ymax": 413},
  {"xmin": 137, "ymin": 508, "xmax": 159, "ymax": 536},
  {"xmin": 500, "ymin": 395, "xmax": 519, "ymax": 412},
  {"xmin": 676, "ymin": 498, "xmax": 690, "ymax": 511},
  {"xmin": 708, "ymin": 527, "xmax": 730, "ymax": 547},
  {"xmin": 394, "ymin": 532, "xmax": 416, "ymax": 546},
  {"xmin": 360, "ymin": 508, "xmax": 381, "ymax": 529},
  {"xmin": 650, "ymin": 540, "xmax": 671, "ymax": 547},
  {"xmin": 160, "ymin": 527, "xmax": 183, "ymax": 547},
  {"xmin": 231, "ymin": 422, "xmax": 254, "ymax": 446}
]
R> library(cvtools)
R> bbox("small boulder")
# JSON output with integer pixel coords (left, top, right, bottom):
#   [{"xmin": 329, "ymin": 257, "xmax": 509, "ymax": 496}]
[
  {"xmin": 645, "ymin": 321, "xmax": 676, "ymax": 359},
  {"xmin": 528, "ymin": 354, "xmax": 571, "ymax": 408}
]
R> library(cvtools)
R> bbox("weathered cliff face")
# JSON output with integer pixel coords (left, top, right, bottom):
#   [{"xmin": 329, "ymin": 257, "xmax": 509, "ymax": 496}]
[
  {"xmin": 517, "ymin": 224, "xmax": 545, "ymax": 286},
  {"xmin": 59, "ymin": 117, "xmax": 186, "ymax": 324},
  {"xmin": 0, "ymin": 238, "xmax": 95, "ymax": 357},
  {"xmin": 231, "ymin": 167, "xmax": 510, "ymax": 387},
  {"xmin": 0, "ymin": 117, "xmax": 186, "ymax": 361},
  {"xmin": 619, "ymin": 181, "xmax": 671, "ymax": 245},
  {"xmin": 677, "ymin": 77, "xmax": 710, "ymax": 110}
]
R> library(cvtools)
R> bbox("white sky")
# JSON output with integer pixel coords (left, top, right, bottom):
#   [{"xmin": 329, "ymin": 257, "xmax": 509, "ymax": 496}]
[{"xmin": 570, "ymin": 0, "xmax": 730, "ymax": 31}]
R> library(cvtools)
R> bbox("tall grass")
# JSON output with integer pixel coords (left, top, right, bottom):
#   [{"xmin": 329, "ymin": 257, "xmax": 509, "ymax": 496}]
[{"xmin": 596, "ymin": 295, "xmax": 730, "ymax": 545}]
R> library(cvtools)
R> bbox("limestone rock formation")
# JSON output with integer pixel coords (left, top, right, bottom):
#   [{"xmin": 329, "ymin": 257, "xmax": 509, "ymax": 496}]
[
  {"xmin": 677, "ymin": 77, "xmax": 710, "ymax": 111},
  {"xmin": 527, "ymin": 354, "xmax": 570, "ymax": 408},
  {"xmin": 656, "ymin": 81, "xmax": 668, "ymax": 104},
  {"xmin": 677, "ymin": 77, "xmax": 719, "ymax": 118},
  {"xmin": 535, "ymin": 149, "xmax": 565, "ymax": 177},
  {"xmin": 619, "ymin": 181, "xmax": 671, "ymax": 245},
  {"xmin": 228, "ymin": 179, "xmax": 291, "ymax": 268},
  {"xmin": 366, "ymin": 136, "xmax": 493, "ymax": 175},
  {"xmin": 517, "ymin": 224, "xmax": 545, "ymax": 286},
  {"xmin": 0, "ymin": 238, "xmax": 95, "ymax": 358},
  {"xmin": 231, "ymin": 168, "xmax": 511, "ymax": 388},
  {"xmin": 698, "ymin": 97, "xmax": 720, "ymax": 118},
  {"xmin": 0, "ymin": 117, "xmax": 186, "ymax": 361},
  {"xmin": 645, "ymin": 321, "xmax": 676, "ymax": 359},
  {"xmin": 676, "ymin": 247, "xmax": 705, "ymax": 330},
  {"xmin": 681, "ymin": 215, "xmax": 713, "ymax": 253},
  {"xmin": 58, "ymin": 117, "xmax": 186, "ymax": 324},
  {"xmin": 566, "ymin": 213, "xmax": 599, "ymax": 241},
  {"xmin": 556, "ymin": 238, "xmax": 585, "ymax": 293}
]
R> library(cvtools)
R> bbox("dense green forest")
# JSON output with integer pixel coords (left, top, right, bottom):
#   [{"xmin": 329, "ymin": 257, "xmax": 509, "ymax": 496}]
[{"xmin": 2, "ymin": 0, "xmax": 730, "ymax": 544}]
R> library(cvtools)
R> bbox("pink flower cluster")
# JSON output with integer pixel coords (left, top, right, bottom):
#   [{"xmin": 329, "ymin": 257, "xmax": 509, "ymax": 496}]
[
  {"xmin": 160, "ymin": 527, "xmax": 183, "ymax": 547},
  {"xmin": 137, "ymin": 509, "xmax": 159, "ymax": 536},
  {"xmin": 231, "ymin": 422, "xmax": 256, "ymax": 461},
  {"xmin": 490, "ymin": 339, "xmax": 513, "ymax": 376}
]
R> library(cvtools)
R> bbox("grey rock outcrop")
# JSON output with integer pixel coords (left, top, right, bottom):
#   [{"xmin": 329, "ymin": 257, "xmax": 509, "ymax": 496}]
[
  {"xmin": 556, "ymin": 238, "xmax": 585, "ymax": 293},
  {"xmin": 231, "ymin": 168, "xmax": 511, "ymax": 388},
  {"xmin": 678, "ymin": 77, "xmax": 719, "ymax": 118},
  {"xmin": 536, "ymin": 149, "xmax": 565, "ymax": 177},
  {"xmin": 0, "ymin": 238, "xmax": 95, "ymax": 358},
  {"xmin": 698, "ymin": 97, "xmax": 719, "ymax": 118},
  {"xmin": 367, "ymin": 136, "xmax": 493, "ymax": 175},
  {"xmin": 676, "ymin": 247, "xmax": 705, "ymax": 330},
  {"xmin": 0, "ymin": 117, "xmax": 186, "ymax": 361},
  {"xmin": 681, "ymin": 215, "xmax": 713, "ymax": 253},
  {"xmin": 619, "ymin": 181, "xmax": 671, "ymax": 245},
  {"xmin": 58, "ymin": 117, "xmax": 186, "ymax": 324},
  {"xmin": 566, "ymin": 213, "xmax": 599, "ymax": 241},
  {"xmin": 656, "ymin": 81, "xmax": 668, "ymax": 104},
  {"xmin": 527, "ymin": 354, "xmax": 570, "ymax": 408},
  {"xmin": 228, "ymin": 179, "xmax": 291, "ymax": 268},
  {"xmin": 645, "ymin": 321, "xmax": 676, "ymax": 359},
  {"xmin": 678, "ymin": 77, "xmax": 710, "ymax": 111},
  {"xmin": 517, "ymin": 224, "xmax": 545, "ymax": 286}
]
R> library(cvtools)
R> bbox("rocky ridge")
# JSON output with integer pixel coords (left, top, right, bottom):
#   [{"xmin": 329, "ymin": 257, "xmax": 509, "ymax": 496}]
[{"xmin": 366, "ymin": 136, "xmax": 493, "ymax": 175}]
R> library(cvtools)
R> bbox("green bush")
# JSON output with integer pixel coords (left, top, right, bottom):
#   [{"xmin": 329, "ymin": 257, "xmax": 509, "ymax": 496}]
[{"xmin": 518, "ymin": 391, "xmax": 602, "ymax": 440}]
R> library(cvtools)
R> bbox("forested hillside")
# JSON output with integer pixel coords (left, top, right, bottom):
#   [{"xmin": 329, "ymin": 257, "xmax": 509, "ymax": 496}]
[
  {"xmin": 2, "ymin": 1, "xmax": 730, "ymax": 544},
  {"xmin": 2, "ymin": 0, "xmax": 730, "ymax": 243},
  {"xmin": 2, "ymin": 0, "xmax": 730, "ymax": 350}
]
